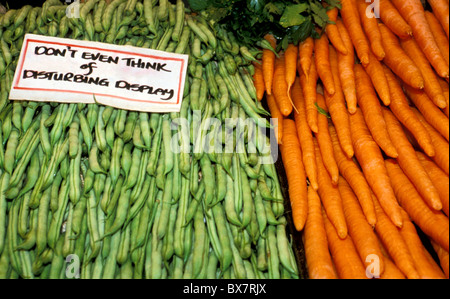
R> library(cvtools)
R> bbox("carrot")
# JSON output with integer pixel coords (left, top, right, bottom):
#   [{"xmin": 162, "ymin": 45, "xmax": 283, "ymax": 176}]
[
  {"xmin": 303, "ymin": 186, "xmax": 339, "ymax": 279},
  {"xmin": 266, "ymin": 93, "xmax": 283, "ymax": 145},
  {"xmin": 316, "ymin": 94, "xmax": 340, "ymax": 186},
  {"xmin": 382, "ymin": 108, "xmax": 443, "ymax": 211},
  {"xmin": 379, "ymin": 252, "xmax": 407, "ymax": 279},
  {"xmin": 412, "ymin": 108, "xmax": 450, "ymax": 176},
  {"xmin": 329, "ymin": 124, "xmax": 377, "ymax": 227},
  {"xmin": 339, "ymin": 176, "xmax": 384, "ymax": 275},
  {"xmin": 280, "ymin": 119, "xmax": 308, "ymax": 231},
  {"xmin": 401, "ymin": 37, "xmax": 447, "ymax": 109},
  {"xmin": 340, "ymin": 0, "xmax": 371, "ymax": 66},
  {"xmin": 324, "ymin": 6, "xmax": 348, "ymax": 55},
  {"xmin": 422, "ymin": 244, "xmax": 450, "ymax": 279},
  {"xmin": 335, "ymin": 19, "xmax": 358, "ymax": 114},
  {"xmin": 379, "ymin": 0, "xmax": 413, "ymax": 39},
  {"xmin": 291, "ymin": 77, "xmax": 319, "ymax": 191},
  {"xmin": 314, "ymin": 31, "xmax": 335, "ymax": 96},
  {"xmin": 363, "ymin": 50, "xmax": 391, "ymax": 106},
  {"xmin": 262, "ymin": 33, "xmax": 277, "ymax": 95},
  {"xmin": 428, "ymin": 0, "xmax": 450, "ymax": 39},
  {"xmin": 438, "ymin": 77, "xmax": 449, "ymax": 118},
  {"xmin": 383, "ymin": 65, "xmax": 436, "ymax": 157},
  {"xmin": 253, "ymin": 61, "xmax": 265, "ymax": 102},
  {"xmin": 385, "ymin": 159, "xmax": 450, "ymax": 252},
  {"xmin": 372, "ymin": 195, "xmax": 420, "ymax": 279},
  {"xmin": 431, "ymin": 240, "xmax": 450, "ymax": 279},
  {"xmin": 285, "ymin": 44, "xmax": 298, "ymax": 97},
  {"xmin": 325, "ymin": 45, "xmax": 354, "ymax": 158},
  {"xmin": 322, "ymin": 208, "xmax": 368, "ymax": 279},
  {"xmin": 356, "ymin": 0, "xmax": 385, "ymax": 60},
  {"xmin": 391, "ymin": 0, "xmax": 449, "ymax": 79},
  {"xmin": 354, "ymin": 64, "xmax": 398, "ymax": 158},
  {"xmin": 378, "ymin": 24, "xmax": 425, "ymax": 90},
  {"xmin": 314, "ymin": 138, "xmax": 348, "ymax": 239},
  {"xmin": 399, "ymin": 210, "xmax": 447, "ymax": 279},
  {"xmin": 300, "ymin": 60, "xmax": 319, "ymax": 133},
  {"xmin": 272, "ymin": 53, "xmax": 294, "ymax": 117},
  {"xmin": 350, "ymin": 108, "xmax": 403, "ymax": 228},
  {"xmin": 425, "ymin": 11, "xmax": 450, "ymax": 67},
  {"xmin": 416, "ymin": 151, "xmax": 449, "ymax": 217},
  {"xmin": 405, "ymin": 85, "xmax": 449, "ymax": 142},
  {"xmin": 298, "ymin": 37, "xmax": 315, "ymax": 78}
]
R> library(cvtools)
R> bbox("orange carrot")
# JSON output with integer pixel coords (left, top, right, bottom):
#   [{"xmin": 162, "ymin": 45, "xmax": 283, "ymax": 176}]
[
  {"xmin": 291, "ymin": 77, "xmax": 319, "ymax": 191},
  {"xmin": 382, "ymin": 108, "xmax": 443, "ymax": 211},
  {"xmin": 335, "ymin": 19, "xmax": 358, "ymax": 114},
  {"xmin": 431, "ymin": 240, "xmax": 450, "ymax": 279},
  {"xmin": 252, "ymin": 61, "xmax": 265, "ymax": 102},
  {"xmin": 316, "ymin": 94, "xmax": 340, "ymax": 185},
  {"xmin": 354, "ymin": 64, "xmax": 398, "ymax": 158},
  {"xmin": 266, "ymin": 93, "xmax": 283, "ymax": 145},
  {"xmin": 412, "ymin": 107, "xmax": 449, "ymax": 175},
  {"xmin": 298, "ymin": 37, "xmax": 315, "ymax": 78},
  {"xmin": 379, "ymin": 241, "xmax": 407, "ymax": 279},
  {"xmin": 425, "ymin": 11, "xmax": 450, "ymax": 67},
  {"xmin": 416, "ymin": 151, "xmax": 449, "ymax": 217},
  {"xmin": 314, "ymin": 138, "xmax": 348, "ymax": 239},
  {"xmin": 340, "ymin": 0, "xmax": 371, "ymax": 66},
  {"xmin": 401, "ymin": 37, "xmax": 447, "ymax": 109},
  {"xmin": 405, "ymin": 84, "xmax": 449, "ymax": 142},
  {"xmin": 285, "ymin": 44, "xmax": 298, "ymax": 96},
  {"xmin": 339, "ymin": 176, "xmax": 384, "ymax": 275},
  {"xmin": 423, "ymin": 243, "xmax": 450, "ymax": 280},
  {"xmin": 399, "ymin": 209, "xmax": 447, "ymax": 279},
  {"xmin": 385, "ymin": 159, "xmax": 450, "ymax": 252},
  {"xmin": 329, "ymin": 124, "xmax": 377, "ymax": 227},
  {"xmin": 438, "ymin": 77, "xmax": 449, "ymax": 118},
  {"xmin": 300, "ymin": 60, "xmax": 319, "ymax": 133},
  {"xmin": 391, "ymin": 0, "xmax": 449, "ymax": 79},
  {"xmin": 383, "ymin": 65, "xmax": 436, "ymax": 157},
  {"xmin": 314, "ymin": 31, "xmax": 335, "ymax": 96},
  {"xmin": 350, "ymin": 108, "xmax": 403, "ymax": 228},
  {"xmin": 303, "ymin": 186, "xmax": 339, "ymax": 279},
  {"xmin": 356, "ymin": 0, "xmax": 385, "ymax": 60},
  {"xmin": 262, "ymin": 34, "xmax": 277, "ymax": 95},
  {"xmin": 272, "ymin": 53, "xmax": 294, "ymax": 117},
  {"xmin": 324, "ymin": 6, "xmax": 348, "ymax": 55},
  {"xmin": 428, "ymin": 0, "xmax": 450, "ymax": 39},
  {"xmin": 322, "ymin": 208, "xmax": 368, "ymax": 279},
  {"xmin": 363, "ymin": 50, "xmax": 391, "ymax": 106},
  {"xmin": 378, "ymin": 23, "xmax": 425, "ymax": 90},
  {"xmin": 325, "ymin": 45, "xmax": 354, "ymax": 158},
  {"xmin": 372, "ymin": 195, "xmax": 420, "ymax": 279},
  {"xmin": 280, "ymin": 119, "xmax": 308, "ymax": 231},
  {"xmin": 379, "ymin": 0, "xmax": 413, "ymax": 39}
]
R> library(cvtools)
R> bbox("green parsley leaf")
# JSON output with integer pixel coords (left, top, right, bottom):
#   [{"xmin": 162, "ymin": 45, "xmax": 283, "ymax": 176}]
[{"xmin": 279, "ymin": 3, "xmax": 309, "ymax": 28}]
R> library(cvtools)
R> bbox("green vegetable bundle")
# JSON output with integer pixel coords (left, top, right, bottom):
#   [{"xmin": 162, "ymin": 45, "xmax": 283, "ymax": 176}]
[{"xmin": 0, "ymin": 0, "xmax": 300, "ymax": 279}]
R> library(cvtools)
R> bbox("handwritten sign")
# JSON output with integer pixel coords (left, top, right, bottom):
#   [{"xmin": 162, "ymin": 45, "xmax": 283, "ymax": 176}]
[{"xmin": 9, "ymin": 34, "xmax": 189, "ymax": 113}]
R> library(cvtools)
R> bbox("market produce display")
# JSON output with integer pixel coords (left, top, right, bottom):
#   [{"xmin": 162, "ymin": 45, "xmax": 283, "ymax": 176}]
[
  {"xmin": 0, "ymin": 0, "xmax": 302, "ymax": 279},
  {"xmin": 0, "ymin": 0, "xmax": 449, "ymax": 281},
  {"xmin": 254, "ymin": 0, "xmax": 449, "ymax": 279}
]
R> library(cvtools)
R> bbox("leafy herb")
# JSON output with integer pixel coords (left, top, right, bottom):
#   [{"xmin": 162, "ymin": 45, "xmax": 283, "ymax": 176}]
[{"xmin": 188, "ymin": 0, "xmax": 341, "ymax": 50}]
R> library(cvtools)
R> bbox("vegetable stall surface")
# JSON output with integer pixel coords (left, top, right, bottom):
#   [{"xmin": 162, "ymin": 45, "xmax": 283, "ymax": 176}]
[
  {"xmin": 253, "ymin": 0, "xmax": 449, "ymax": 279},
  {"xmin": 0, "ymin": 0, "xmax": 303, "ymax": 279}
]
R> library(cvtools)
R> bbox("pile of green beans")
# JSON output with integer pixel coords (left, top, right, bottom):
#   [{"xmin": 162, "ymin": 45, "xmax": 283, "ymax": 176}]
[{"xmin": 0, "ymin": 0, "xmax": 300, "ymax": 279}]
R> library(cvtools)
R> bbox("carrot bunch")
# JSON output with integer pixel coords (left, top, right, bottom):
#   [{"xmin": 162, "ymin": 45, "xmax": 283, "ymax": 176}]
[{"xmin": 254, "ymin": 0, "xmax": 449, "ymax": 280}]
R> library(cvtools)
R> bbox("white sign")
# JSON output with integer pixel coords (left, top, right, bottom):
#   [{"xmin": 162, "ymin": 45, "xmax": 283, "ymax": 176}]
[{"xmin": 9, "ymin": 34, "xmax": 189, "ymax": 113}]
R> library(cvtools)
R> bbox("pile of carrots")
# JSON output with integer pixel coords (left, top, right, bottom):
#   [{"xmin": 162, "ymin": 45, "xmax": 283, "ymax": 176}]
[{"xmin": 253, "ymin": 0, "xmax": 449, "ymax": 279}]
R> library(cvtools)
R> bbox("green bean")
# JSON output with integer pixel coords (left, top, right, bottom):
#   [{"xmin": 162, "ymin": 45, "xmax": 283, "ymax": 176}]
[
  {"xmin": 138, "ymin": 112, "xmax": 152, "ymax": 149},
  {"xmin": 267, "ymin": 225, "xmax": 281, "ymax": 279},
  {"xmin": 143, "ymin": 0, "xmax": 158, "ymax": 36},
  {"xmin": 93, "ymin": 173, "xmax": 107, "ymax": 203},
  {"xmin": 103, "ymin": 184, "xmax": 131, "ymax": 238},
  {"xmin": 174, "ymin": 25, "xmax": 191, "ymax": 54},
  {"xmin": 47, "ymin": 179, "xmax": 70, "ymax": 250},
  {"xmin": 94, "ymin": 0, "xmax": 107, "ymax": 32},
  {"xmin": 80, "ymin": 0, "xmax": 99, "ymax": 25},
  {"xmin": 225, "ymin": 221, "xmax": 247, "ymax": 279},
  {"xmin": 192, "ymin": 202, "xmax": 207, "ymax": 278},
  {"xmin": 146, "ymin": 114, "xmax": 163, "ymax": 176},
  {"xmin": 16, "ymin": 207, "xmax": 38, "ymax": 252},
  {"xmin": 256, "ymin": 237, "xmax": 268, "ymax": 272},
  {"xmin": 70, "ymin": 190, "xmax": 87, "ymax": 240},
  {"xmin": 156, "ymin": 25, "xmax": 174, "ymax": 51},
  {"xmin": 124, "ymin": 146, "xmax": 142, "ymax": 190},
  {"xmin": 0, "ymin": 173, "xmax": 10, "ymax": 256},
  {"xmin": 156, "ymin": 170, "xmax": 174, "ymax": 240},
  {"xmin": 102, "ymin": 230, "xmax": 122, "ymax": 279},
  {"xmin": 171, "ymin": 0, "xmax": 185, "ymax": 41},
  {"xmin": 94, "ymin": 106, "xmax": 108, "ymax": 152},
  {"xmin": 102, "ymin": 0, "xmax": 127, "ymax": 32},
  {"xmin": 61, "ymin": 203, "xmax": 75, "ymax": 258},
  {"xmin": 89, "ymin": 142, "xmax": 107, "ymax": 175},
  {"xmin": 16, "ymin": 150, "xmax": 40, "ymax": 200},
  {"xmin": 78, "ymin": 110, "xmax": 93, "ymax": 152},
  {"xmin": 82, "ymin": 168, "xmax": 96, "ymax": 196},
  {"xmin": 186, "ymin": 15, "xmax": 208, "ymax": 45},
  {"xmin": 8, "ymin": 131, "xmax": 40, "ymax": 189},
  {"xmin": 3, "ymin": 128, "xmax": 19, "ymax": 175},
  {"xmin": 162, "ymin": 201, "xmax": 178, "ymax": 268},
  {"xmin": 50, "ymin": 103, "xmax": 68, "ymax": 146},
  {"xmin": 105, "ymin": 109, "xmax": 118, "ymax": 150}
]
